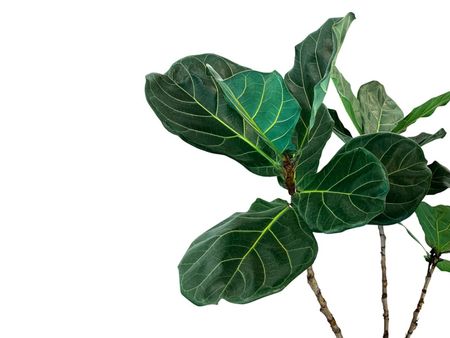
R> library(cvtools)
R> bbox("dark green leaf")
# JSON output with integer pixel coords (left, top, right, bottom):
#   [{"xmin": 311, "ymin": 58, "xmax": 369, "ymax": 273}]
[
  {"xmin": 416, "ymin": 202, "xmax": 450, "ymax": 254},
  {"xmin": 392, "ymin": 91, "xmax": 450, "ymax": 133},
  {"xmin": 285, "ymin": 12, "xmax": 355, "ymax": 143},
  {"xmin": 437, "ymin": 259, "xmax": 450, "ymax": 272},
  {"xmin": 145, "ymin": 54, "xmax": 280, "ymax": 176},
  {"xmin": 207, "ymin": 66, "xmax": 300, "ymax": 154},
  {"xmin": 357, "ymin": 81, "xmax": 404, "ymax": 134},
  {"xmin": 293, "ymin": 148, "xmax": 389, "ymax": 233},
  {"xmin": 331, "ymin": 67, "xmax": 363, "ymax": 133},
  {"xmin": 178, "ymin": 198, "xmax": 317, "ymax": 305},
  {"xmin": 339, "ymin": 133, "xmax": 431, "ymax": 225},
  {"xmin": 295, "ymin": 105, "xmax": 334, "ymax": 189},
  {"xmin": 428, "ymin": 161, "xmax": 450, "ymax": 195},
  {"xmin": 328, "ymin": 108, "xmax": 353, "ymax": 142},
  {"xmin": 410, "ymin": 128, "xmax": 446, "ymax": 146}
]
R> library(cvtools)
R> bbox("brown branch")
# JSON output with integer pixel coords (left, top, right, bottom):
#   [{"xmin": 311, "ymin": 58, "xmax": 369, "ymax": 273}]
[
  {"xmin": 378, "ymin": 225, "xmax": 389, "ymax": 338},
  {"xmin": 405, "ymin": 251, "xmax": 440, "ymax": 338},
  {"xmin": 307, "ymin": 266, "xmax": 343, "ymax": 338},
  {"xmin": 282, "ymin": 154, "xmax": 296, "ymax": 195}
]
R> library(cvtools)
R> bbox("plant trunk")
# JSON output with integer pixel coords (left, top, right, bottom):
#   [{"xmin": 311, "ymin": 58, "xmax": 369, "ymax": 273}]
[
  {"xmin": 307, "ymin": 266, "xmax": 343, "ymax": 338},
  {"xmin": 405, "ymin": 251, "xmax": 440, "ymax": 338},
  {"xmin": 378, "ymin": 226, "xmax": 389, "ymax": 338}
]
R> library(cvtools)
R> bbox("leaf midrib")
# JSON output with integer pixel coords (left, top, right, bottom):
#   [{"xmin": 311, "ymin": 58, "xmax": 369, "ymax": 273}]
[
  {"xmin": 299, "ymin": 190, "xmax": 384, "ymax": 199},
  {"xmin": 167, "ymin": 76, "xmax": 281, "ymax": 170},
  {"xmin": 216, "ymin": 205, "xmax": 291, "ymax": 299}
]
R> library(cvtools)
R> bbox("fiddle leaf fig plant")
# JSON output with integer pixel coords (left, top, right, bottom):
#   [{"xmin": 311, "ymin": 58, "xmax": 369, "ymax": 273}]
[{"xmin": 145, "ymin": 12, "xmax": 450, "ymax": 338}]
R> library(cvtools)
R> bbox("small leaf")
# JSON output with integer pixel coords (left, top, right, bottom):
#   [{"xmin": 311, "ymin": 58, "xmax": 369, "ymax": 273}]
[
  {"xmin": 208, "ymin": 66, "xmax": 300, "ymax": 154},
  {"xmin": 392, "ymin": 91, "xmax": 450, "ymax": 133},
  {"xmin": 145, "ymin": 54, "xmax": 281, "ymax": 177},
  {"xmin": 416, "ymin": 202, "xmax": 450, "ymax": 254},
  {"xmin": 437, "ymin": 259, "xmax": 450, "ymax": 272},
  {"xmin": 285, "ymin": 12, "xmax": 355, "ymax": 139},
  {"xmin": 331, "ymin": 67, "xmax": 363, "ymax": 133},
  {"xmin": 293, "ymin": 147, "xmax": 389, "ymax": 234},
  {"xmin": 328, "ymin": 108, "xmax": 353, "ymax": 142},
  {"xmin": 295, "ymin": 105, "xmax": 334, "ymax": 189},
  {"xmin": 178, "ymin": 198, "xmax": 317, "ymax": 305},
  {"xmin": 339, "ymin": 133, "xmax": 431, "ymax": 225},
  {"xmin": 410, "ymin": 128, "xmax": 446, "ymax": 146},
  {"xmin": 428, "ymin": 161, "xmax": 450, "ymax": 195},
  {"xmin": 357, "ymin": 81, "xmax": 404, "ymax": 134}
]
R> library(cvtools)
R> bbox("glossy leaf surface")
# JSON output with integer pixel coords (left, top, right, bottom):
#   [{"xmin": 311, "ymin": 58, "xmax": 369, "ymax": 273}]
[
  {"xmin": 294, "ymin": 148, "xmax": 389, "ymax": 233},
  {"xmin": 208, "ymin": 66, "xmax": 300, "ymax": 153},
  {"xmin": 392, "ymin": 91, "xmax": 450, "ymax": 133},
  {"xmin": 339, "ymin": 133, "xmax": 431, "ymax": 225},
  {"xmin": 295, "ymin": 105, "xmax": 334, "ymax": 189},
  {"xmin": 416, "ymin": 202, "xmax": 450, "ymax": 254},
  {"xmin": 357, "ymin": 81, "xmax": 404, "ymax": 134},
  {"xmin": 410, "ymin": 128, "xmax": 446, "ymax": 146},
  {"xmin": 328, "ymin": 108, "xmax": 353, "ymax": 142},
  {"xmin": 179, "ymin": 199, "xmax": 317, "ymax": 305},
  {"xmin": 285, "ymin": 12, "xmax": 354, "ymax": 139},
  {"xmin": 145, "ymin": 54, "xmax": 280, "ymax": 176},
  {"xmin": 428, "ymin": 161, "xmax": 450, "ymax": 195}
]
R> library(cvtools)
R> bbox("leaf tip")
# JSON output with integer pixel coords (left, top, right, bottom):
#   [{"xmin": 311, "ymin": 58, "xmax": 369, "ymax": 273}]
[
  {"xmin": 205, "ymin": 63, "xmax": 222, "ymax": 81},
  {"xmin": 347, "ymin": 12, "xmax": 356, "ymax": 20}
]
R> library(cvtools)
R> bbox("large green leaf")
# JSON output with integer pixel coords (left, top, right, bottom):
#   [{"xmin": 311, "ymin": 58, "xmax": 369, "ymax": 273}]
[
  {"xmin": 357, "ymin": 81, "xmax": 404, "ymax": 134},
  {"xmin": 328, "ymin": 108, "xmax": 353, "ymax": 142},
  {"xmin": 145, "ymin": 54, "xmax": 280, "ymax": 176},
  {"xmin": 392, "ymin": 91, "xmax": 450, "ymax": 133},
  {"xmin": 428, "ymin": 161, "xmax": 450, "ymax": 195},
  {"xmin": 338, "ymin": 133, "xmax": 431, "ymax": 225},
  {"xmin": 285, "ymin": 12, "xmax": 355, "ymax": 143},
  {"xmin": 178, "ymin": 198, "xmax": 317, "ymax": 305},
  {"xmin": 416, "ymin": 202, "xmax": 450, "ymax": 254},
  {"xmin": 293, "ymin": 147, "xmax": 389, "ymax": 234},
  {"xmin": 437, "ymin": 259, "xmax": 450, "ymax": 272},
  {"xmin": 295, "ymin": 105, "xmax": 334, "ymax": 189},
  {"xmin": 410, "ymin": 128, "xmax": 446, "ymax": 146},
  {"xmin": 331, "ymin": 67, "xmax": 362, "ymax": 133},
  {"xmin": 207, "ymin": 66, "xmax": 300, "ymax": 153}
]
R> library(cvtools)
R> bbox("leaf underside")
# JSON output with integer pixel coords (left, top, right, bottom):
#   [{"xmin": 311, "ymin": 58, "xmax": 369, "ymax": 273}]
[
  {"xmin": 179, "ymin": 198, "xmax": 317, "ymax": 306},
  {"xmin": 294, "ymin": 147, "xmax": 389, "ymax": 234},
  {"xmin": 392, "ymin": 91, "xmax": 450, "ymax": 133},
  {"xmin": 328, "ymin": 108, "xmax": 353, "ymax": 142},
  {"xmin": 416, "ymin": 202, "xmax": 450, "ymax": 254},
  {"xmin": 331, "ymin": 67, "xmax": 363, "ymax": 133},
  {"xmin": 409, "ymin": 128, "xmax": 446, "ymax": 146},
  {"xmin": 357, "ymin": 81, "xmax": 404, "ymax": 134},
  {"xmin": 145, "ymin": 54, "xmax": 280, "ymax": 176},
  {"xmin": 338, "ymin": 133, "xmax": 431, "ymax": 225}
]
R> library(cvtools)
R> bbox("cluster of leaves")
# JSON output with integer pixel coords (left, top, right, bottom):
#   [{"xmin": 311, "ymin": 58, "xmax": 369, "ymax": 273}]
[
  {"xmin": 416, "ymin": 203, "xmax": 450, "ymax": 271},
  {"xmin": 145, "ymin": 12, "xmax": 450, "ymax": 307}
]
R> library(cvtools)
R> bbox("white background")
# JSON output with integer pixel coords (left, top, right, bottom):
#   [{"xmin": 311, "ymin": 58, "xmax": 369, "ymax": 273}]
[{"xmin": 1, "ymin": 0, "xmax": 449, "ymax": 337}]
